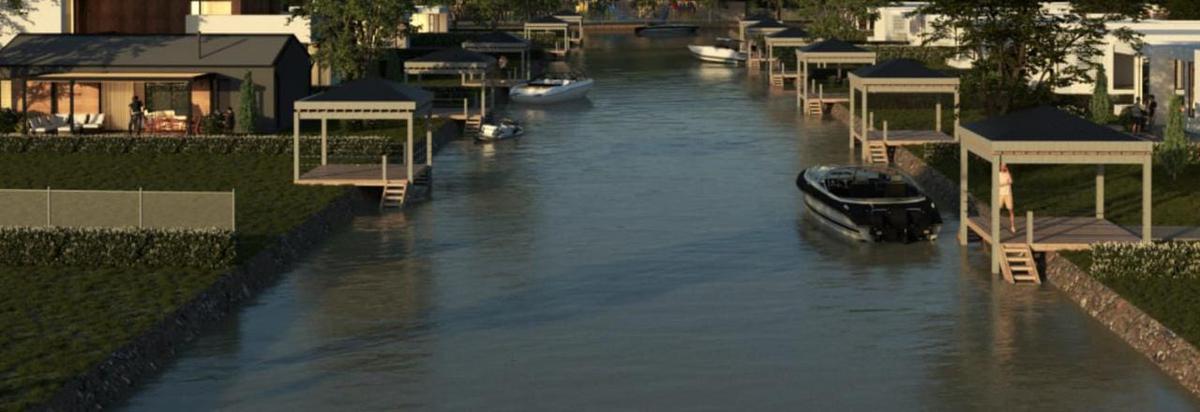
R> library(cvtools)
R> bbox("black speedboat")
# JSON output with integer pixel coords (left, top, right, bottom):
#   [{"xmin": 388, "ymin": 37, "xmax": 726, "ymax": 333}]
[
  {"xmin": 796, "ymin": 165, "xmax": 941, "ymax": 243},
  {"xmin": 635, "ymin": 23, "xmax": 700, "ymax": 37}
]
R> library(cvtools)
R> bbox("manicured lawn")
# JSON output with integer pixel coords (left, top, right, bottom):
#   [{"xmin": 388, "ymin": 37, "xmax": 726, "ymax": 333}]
[{"xmin": 0, "ymin": 152, "xmax": 344, "ymax": 410}]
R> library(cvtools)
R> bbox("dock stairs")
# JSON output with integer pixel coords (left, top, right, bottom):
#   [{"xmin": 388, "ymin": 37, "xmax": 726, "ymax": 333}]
[
  {"xmin": 866, "ymin": 142, "xmax": 889, "ymax": 164},
  {"xmin": 380, "ymin": 183, "xmax": 408, "ymax": 209},
  {"xmin": 804, "ymin": 99, "xmax": 823, "ymax": 115},
  {"xmin": 464, "ymin": 115, "xmax": 483, "ymax": 137},
  {"xmin": 1001, "ymin": 244, "xmax": 1041, "ymax": 284}
]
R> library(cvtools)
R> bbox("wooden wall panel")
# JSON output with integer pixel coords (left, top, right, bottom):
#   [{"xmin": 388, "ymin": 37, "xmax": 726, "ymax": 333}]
[{"xmin": 75, "ymin": 0, "xmax": 190, "ymax": 34}]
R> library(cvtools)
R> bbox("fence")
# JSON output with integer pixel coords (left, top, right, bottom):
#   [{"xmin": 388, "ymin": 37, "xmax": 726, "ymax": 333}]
[{"xmin": 0, "ymin": 188, "xmax": 236, "ymax": 230}]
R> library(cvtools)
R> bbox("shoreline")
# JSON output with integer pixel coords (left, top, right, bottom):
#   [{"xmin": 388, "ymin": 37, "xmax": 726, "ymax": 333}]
[{"xmin": 828, "ymin": 105, "xmax": 1200, "ymax": 398}]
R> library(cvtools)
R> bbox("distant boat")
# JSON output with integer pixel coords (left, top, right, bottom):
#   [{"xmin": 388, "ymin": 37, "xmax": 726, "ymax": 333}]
[
  {"xmin": 796, "ymin": 165, "xmax": 942, "ymax": 243},
  {"xmin": 509, "ymin": 78, "xmax": 594, "ymax": 104},
  {"xmin": 687, "ymin": 38, "xmax": 745, "ymax": 64},
  {"xmin": 477, "ymin": 118, "xmax": 524, "ymax": 142},
  {"xmin": 635, "ymin": 23, "xmax": 699, "ymax": 37}
]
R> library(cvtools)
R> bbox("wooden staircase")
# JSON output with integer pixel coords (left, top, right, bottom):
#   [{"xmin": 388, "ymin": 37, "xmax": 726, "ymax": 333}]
[
  {"xmin": 1000, "ymin": 244, "xmax": 1041, "ymax": 284},
  {"xmin": 380, "ymin": 183, "xmax": 408, "ymax": 209},
  {"xmin": 803, "ymin": 99, "xmax": 823, "ymax": 115},
  {"xmin": 866, "ymin": 142, "xmax": 889, "ymax": 164},
  {"xmin": 464, "ymin": 115, "xmax": 483, "ymax": 138},
  {"xmin": 770, "ymin": 74, "xmax": 785, "ymax": 87}
]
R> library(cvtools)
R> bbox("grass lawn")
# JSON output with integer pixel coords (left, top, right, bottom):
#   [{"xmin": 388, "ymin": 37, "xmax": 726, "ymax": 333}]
[{"xmin": 0, "ymin": 152, "xmax": 344, "ymax": 410}]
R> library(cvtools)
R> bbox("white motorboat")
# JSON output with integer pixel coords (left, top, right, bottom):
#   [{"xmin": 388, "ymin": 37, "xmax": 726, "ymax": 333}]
[
  {"xmin": 477, "ymin": 118, "xmax": 524, "ymax": 142},
  {"xmin": 688, "ymin": 38, "xmax": 746, "ymax": 64},
  {"xmin": 509, "ymin": 78, "xmax": 594, "ymax": 104}
]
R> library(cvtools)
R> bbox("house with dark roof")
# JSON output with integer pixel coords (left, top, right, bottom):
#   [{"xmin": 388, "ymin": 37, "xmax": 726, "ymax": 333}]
[{"xmin": 0, "ymin": 33, "xmax": 310, "ymax": 133}]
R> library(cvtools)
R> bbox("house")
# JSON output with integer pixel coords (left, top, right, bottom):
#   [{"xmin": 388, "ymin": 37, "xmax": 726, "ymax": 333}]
[
  {"xmin": 0, "ymin": 0, "xmax": 201, "ymax": 46},
  {"xmin": 184, "ymin": 0, "xmax": 333, "ymax": 86},
  {"xmin": 0, "ymin": 33, "xmax": 310, "ymax": 133}
]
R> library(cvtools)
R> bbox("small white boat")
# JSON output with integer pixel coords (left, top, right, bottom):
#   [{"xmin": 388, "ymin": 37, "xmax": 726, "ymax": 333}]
[
  {"xmin": 477, "ymin": 119, "xmax": 524, "ymax": 142},
  {"xmin": 509, "ymin": 78, "xmax": 594, "ymax": 104},
  {"xmin": 691, "ymin": 38, "xmax": 744, "ymax": 64}
]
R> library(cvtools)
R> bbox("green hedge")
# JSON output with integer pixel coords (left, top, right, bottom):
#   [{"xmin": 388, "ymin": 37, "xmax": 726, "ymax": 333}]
[
  {"xmin": 1092, "ymin": 242, "xmax": 1200, "ymax": 281},
  {"xmin": 0, "ymin": 134, "xmax": 400, "ymax": 157},
  {"xmin": 0, "ymin": 227, "xmax": 235, "ymax": 269}
]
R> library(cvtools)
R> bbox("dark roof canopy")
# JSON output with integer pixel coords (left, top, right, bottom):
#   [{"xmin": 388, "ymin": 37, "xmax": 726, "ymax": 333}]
[
  {"xmin": 301, "ymin": 78, "xmax": 433, "ymax": 105},
  {"xmin": 0, "ymin": 33, "xmax": 302, "ymax": 68},
  {"xmin": 964, "ymin": 106, "xmax": 1141, "ymax": 142},
  {"xmin": 409, "ymin": 48, "xmax": 496, "ymax": 64},
  {"xmin": 528, "ymin": 16, "xmax": 567, "ymax": 24},
  {"xmin": 553, "ymin": 10, "xmax": 581, "ymax": 16},
  {"xmin": 768, "ymin": 27, "xmax": 810, "ymax": 39},
  {"xmin": 748, "ymin": 19, "xmax": 787, "ymax": 29},
  {"xmin": 741, "ymin": 12, "xmax": 774, "ymax": 21},
  {"xmin": 799, "ymin": 38, "xmax": 867, "ymax": 53},
  {"xmin": 853, "ymin": 58, "xmax": 951, "ymax": 78},
  {"xmin": 468, "ymin": 31, "xmax": 528, "ymax": 44}
]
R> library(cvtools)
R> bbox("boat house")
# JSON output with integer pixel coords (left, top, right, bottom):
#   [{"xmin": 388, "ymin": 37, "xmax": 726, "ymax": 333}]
[
  {"xmin": 849, "ymin": 59, "xmax": 959, "ymax": 163},
  {"xmin": 795, "ymin": 39, "xmax": 877, "ymax": 115}
]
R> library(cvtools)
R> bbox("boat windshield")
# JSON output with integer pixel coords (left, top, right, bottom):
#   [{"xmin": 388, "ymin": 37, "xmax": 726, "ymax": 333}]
[{"xmin": 823, "ymin": 168, "xmax": 922, "ymax": 199}]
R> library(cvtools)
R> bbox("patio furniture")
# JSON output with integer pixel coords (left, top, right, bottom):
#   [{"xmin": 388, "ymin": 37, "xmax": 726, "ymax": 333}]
[
  {"xmin": 29, "ymin": 115, "xmax": 66, "ymax": 134},
  {"xmin": 82, "ymin": 113, "xmax": 104, "ymax": 131}
]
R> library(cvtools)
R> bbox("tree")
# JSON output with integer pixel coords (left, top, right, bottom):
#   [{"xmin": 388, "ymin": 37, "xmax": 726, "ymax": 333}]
[
  {"xmin": 292, "ymin": 0, "xmax": 415, "ymax": 81},
  {"xmin": 236, "ymin": 72, "xmax": 258, "ymax": 134},
  {"xmin": 916, "ymin": 0, "xmax": 1147, "ymax": 114},
  {"xmin": 1157, "ymin": 95, "xmax": 1192, "ymax": 180},
  {"xmin": 792, "ymin": 0, "xmax": 888, "ymax": 41},
  {"xmin": 1161, "ymin": 0, "xmax": 1200, "ymax": 19},
  {"xmin": 456, "ymin": 0, "xmax": 563, "ymax": 28},
  {"xmin": 1090, "ymin": 65, "xmax": 1115, "ymax": 124}
]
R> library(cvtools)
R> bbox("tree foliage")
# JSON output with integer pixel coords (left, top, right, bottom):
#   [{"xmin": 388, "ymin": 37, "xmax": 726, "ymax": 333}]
[
  {"xmin": 916, "ymin": 0, "xmax": 1147, "ymax": 114},
  {"xmin": 292, "ymin": 0, "xmax": 415, "ymax": 81},
  {"xmin": 236, "ymin": 71, "xmax": 258, "ymax": 134},
  {"xmin": 791, "ymin": 0, "xmax": 887, "ymax": 41},
  {"xmin": 1157, "ymin": 95, "xmax": 1193, "ymax": 180},
  {"xmin": 1161, "ymin": 0, "xmax": 1200, "ymax": 19},
  {"xmin": 451, "ymin": 0, "xmax": 563, "ymax": 28},
  {"xmin": 0, "ymin": 0, "xmax": 38, "ymax": 39},
  {"xmin": 1089, "ymin": 65, "xmax": 1115, "ymax": 124}
]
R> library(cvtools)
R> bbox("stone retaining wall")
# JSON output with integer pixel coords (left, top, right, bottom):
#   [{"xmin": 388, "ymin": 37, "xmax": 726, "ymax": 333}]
[
  {"xmin": 831, "ymin": 103, "xmax": 1200, "ymax": 397},
  {"xmin": 38, "ymin": 189, "xmax": 372, "ymax": 411}
]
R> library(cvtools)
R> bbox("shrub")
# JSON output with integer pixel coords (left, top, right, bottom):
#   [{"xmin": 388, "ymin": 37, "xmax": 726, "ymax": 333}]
[
  {"xmin": 200, "ymin": 112, "xmax": 229, "ymax": 135},
  {"xmin": 1090, "ymin": 65, "xmax": 1115, "ymax": 124},
  {"xmin": 0, "ymin": 226, "xmax": 235, "ymax": 269},
  {"xmin": 236, "ymin": 71, "xmax": 259, "ymax": 134},
  {"xmin": 1157, "ymin": 95, "xmax": 1193, "ymax": 180},
  {"xmin": 0, "ymin": 108, "xmax": 24, "ymax": 133},
  {"xmin": 1091, "ymin": 241, "xmax": 1200, "ymax": 281}
]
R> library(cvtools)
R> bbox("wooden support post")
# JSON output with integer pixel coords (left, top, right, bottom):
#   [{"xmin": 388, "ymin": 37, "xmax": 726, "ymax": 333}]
[
  {"xmin": 292, "ymin": 113, "xmax": 300, "ymax": 182},
  {"xmin": 138, "ymin": 188, "xmax": 144, "ymax": 228},
  {"xmin": 935, "ymin": 102, "xmax": 942, "ymax": 133},
  {"xmin": 45, "ymin": 186, "xmax": 51, "ymax": 226},
  {"xmin": 426, "ymin": 116, "xmax": 433, "ymax": 166},
  {"xmin": 883, "ymin": 121, "xmax": 888, "ymax": 144},
  {"xmin": 990, "ymin": 157, "xmax": 1002, "ymax": 274},
  {"xmin": 320, "ymin": 118, "xmax": 327, "ymax": 165},
  {"xmin": 869, "ymin": 112, "xmax": 875, "ymax": 131},
  {"xmin": 382, "ymin": 154, "xmax": 388, "ymax": 182},
  {"xmin": 1096, "ymin": 165, "xmax": 1105, "ymax": 219},
  {"xmin": 1143, "ymin": 158, "xmax": 1152, "ymax": 243},
  {"xmin": 1026, "ymin": 210, "xmax": 1034, "ymax": 245},
  {"xmin": 958, "ymin": 143, "xmax": 968, "ymax": 245},
  {"xmin": 406, "ymin": 114, "xmax": 414, "ymax": 185},
  {"xmin": 953, "ymin": 88, "xmax": 961, "ymax": 141},
  {"xmin": 849, "ymin": 85, "xmax": 855, "ymax": 148},
  {"xmin": 818, "ymin": 84, "xmax": 823, "ymax": 101},
  {"xmin": 230, "ymin": 188, "xmax": 236, "ymax": 230}
]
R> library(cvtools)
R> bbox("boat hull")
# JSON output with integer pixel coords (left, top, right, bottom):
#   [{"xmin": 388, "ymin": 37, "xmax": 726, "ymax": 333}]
[
  {"xmin": 510, "ymin": 79, "xmax": 594, "ymax": 104},
  {"xmin": 687, "ymin": 45, "xmax": 745, "ymax": 64},
  {"xmin": 796, "ymin": 167, "xmax": 942, "ymax": 243}
]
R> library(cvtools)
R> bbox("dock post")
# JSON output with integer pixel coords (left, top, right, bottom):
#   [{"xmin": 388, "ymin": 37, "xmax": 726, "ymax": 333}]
[
  {"xmin": 818, "ymin": 84, "xmax": 823, "ymax": 102},
  {"xmin": 382, "ymin": 154, "xmax": 388, "ymax": 182},
  {"xmin": 1096, "ymin": 165, "xmax": 1105, "ymax": 219},
  {"xmin": 1143, "ymin": 158, "xmax": 1152, "ymax": 243},
  {"xmin": 883, "ymin": 121, "xmax": 888, "ymax": 144},
  {"xmin": 320, "ymin": 118, "xmax": 327, "ymax": 166},
  {"xmin": 1026, "ymin": 210, "xmax": 1034, "ymax": 245},
  {"xmin": 990, "ymin": 157, "xmax": 1002, "ymax": 274},
  {"xmin": 869, "ymin": 112, "xmax": 874, "ymax": 131},
  {"xmin": 958, "ymin": 143, "xmax": 968, "ymax": 245},
  {"xmin": 935, "ymin": 102, "xmax": 942, "ymax": 133}
]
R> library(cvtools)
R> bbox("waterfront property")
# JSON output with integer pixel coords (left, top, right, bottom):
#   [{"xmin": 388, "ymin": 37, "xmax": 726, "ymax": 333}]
[
  {"xmin": 763, "ymin": 27, "xmax": 809, "ymax": 87},
  {"xmin": 552, "ymin": 11, "xmax": 585, "ymax": 46},
  {"xmin": 736, "ymin": 12, "xmax": 773, "ymax": 54},
  {"xmin": 524, "ymin": 16, "xmax": 572, "ymax": 57},
  {"xmin": 795, "ymin": 39, "xmax": 877, "ymax": 115},
  {"xmin": 462, "ymin": 31, "xmax": 533, "ymax": 82},
  {"xmin": 849, "ymin": 59, "xmax": 960, "ymax": 163},
  {"xmin": 0, "ymin": 33, "xmax": 310, "ymax": 133},
  {"xmin": 292, "ymin": 78, "xmax": 434, "ymax": 207},
  {"xmin": 957, "ymin": 106, "xmax": 1154, "ymax": 279},
  {"xmin": 404, "ymin": 48, "xmax": 497, "ymax": 122},
  {"xmin": 743, "ymin": 18, "xmax": 788, "ymax": 68}
]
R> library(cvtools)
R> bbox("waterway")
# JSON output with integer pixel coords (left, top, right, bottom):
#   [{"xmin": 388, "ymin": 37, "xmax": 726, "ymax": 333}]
[{"xmin": 122, "ymin": 32, "xmax": 1199, "ymax": 411}]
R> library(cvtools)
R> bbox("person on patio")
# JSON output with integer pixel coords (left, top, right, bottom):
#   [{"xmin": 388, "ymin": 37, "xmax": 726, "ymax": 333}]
[
  {"xmin": 223, "ymin": 108, "xmax": 235, "ymax": 133},
  {"xmin": 1146, "ymin": 95, "xmax": 1157, "ymax": 133},
  {"xmin": 1130, "ymin": 97, "xmax": 1144, "ymax": 134},
  {"xmin": 999, "ymin": 162, "xmax": 1016, "ymax": 233},
  {"xmin": 129, "ymin": 96, "xmax": 144, "ymax": 135}
]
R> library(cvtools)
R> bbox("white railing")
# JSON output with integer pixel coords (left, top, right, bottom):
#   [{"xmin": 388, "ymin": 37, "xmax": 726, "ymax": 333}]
[
  {"xmin": 0, "ymin": 188, "xmax": 236, "ymax": 230},
  {"xmin": 186, "ymin": 14, "xmax": 311, "ymax": 43}
]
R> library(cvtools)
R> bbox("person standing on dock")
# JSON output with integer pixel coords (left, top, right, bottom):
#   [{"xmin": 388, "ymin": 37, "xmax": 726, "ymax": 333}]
[{"xmin": 999, "ymin": 163, "xmax": 1016, "ymax": 233}]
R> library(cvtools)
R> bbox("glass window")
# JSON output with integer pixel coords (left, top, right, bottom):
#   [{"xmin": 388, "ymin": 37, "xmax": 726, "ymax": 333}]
[{"xmin": 144, "ymin": 82, "xmax": 190, "ymax": 115}]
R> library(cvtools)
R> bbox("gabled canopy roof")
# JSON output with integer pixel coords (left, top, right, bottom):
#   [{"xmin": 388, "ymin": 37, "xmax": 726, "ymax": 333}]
[
  {"xmin": 0, "ymin": 33, "xmax": 303, "ymax": 68},
  {"xmin": 409, "ymin": 48, "xmax": 496, "ymax": 64},
  {"xmin": 768, "ymin": 27, "xmax": 810, "ymax": 39},
  {"xmin": 299, "ymin": 78, "xmax": 432, "ymax": 106},
  {"xmin": 528, "ymin": 16, "xmax": 568, "ymax": 24},
  {"xmin": 741, "ymin": 12, "xmax": 774, "ymax": 22},
  {"xmin": 964, "ymin": 106, "xmax": 1142, "ymax": 142},
  {"xmin": 799, "ymin": 38, "xmax": 867, "ymax": 53},
  {"xmin": 853, "ymin": 58, "xmax": 951, "ymax": 79}
]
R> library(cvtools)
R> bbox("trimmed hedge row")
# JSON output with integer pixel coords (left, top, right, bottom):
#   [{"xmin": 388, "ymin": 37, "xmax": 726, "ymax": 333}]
[
  {"xmin": 0, "ymin": 226, "xmax": 235, "ymax": 269},
  {"xmin": 1092, "ymin": 242, "xmax": 1200, "ymax": 281},
  {"xmin": 0, "ymin": 134, "xmax": 401, "ymax": 156}
]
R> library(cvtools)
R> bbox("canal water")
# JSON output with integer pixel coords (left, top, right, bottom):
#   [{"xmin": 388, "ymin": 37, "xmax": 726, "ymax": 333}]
[{"xmin": 123, "ymin": 33, "xmax": 1199, "ymax": 410}]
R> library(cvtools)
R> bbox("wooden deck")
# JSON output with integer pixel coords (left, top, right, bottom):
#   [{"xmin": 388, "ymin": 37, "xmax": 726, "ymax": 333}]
[
  {"xmin": 967, "ymin": 216, "xmax": 1140, "ymax": 251},
  {"xmin": 851, "ymin": 124, "xmax": 955, "ymax": 145},
  {"xmin": 297, "ymin": 164, "xmax": 430, "ymax": 187},
  {"xmin": 800, "ymin": 92, "xmax": 849, "ymax": 104}
]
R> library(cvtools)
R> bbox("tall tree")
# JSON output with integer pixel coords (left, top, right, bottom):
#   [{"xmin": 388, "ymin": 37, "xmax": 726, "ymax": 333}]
[
  {"xmin": 1090, "ymin": 65, "xmax": 1115, "ymax": 124},
  {"xmin": 916, "ymin": 0, "xmax": 1146, "ymax": 114},
  {"xmin": 236, "ymin": 71, "xmax": 259, "ymax": 134},
  {"xmin": 293, "ymin": 0, "xmax": 415, "ymax": 81},
  {"xmin": 792, "ymin": 0, "xmax": 889, "ymax": 41},
  {"xmin": 1157, "ymin": 95, "xmax": 1192, "ymax": 180}
]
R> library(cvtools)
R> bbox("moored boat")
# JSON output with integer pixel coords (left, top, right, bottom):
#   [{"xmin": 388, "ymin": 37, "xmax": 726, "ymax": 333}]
[
  {"xmin": 687, "ymin": 38, "xmax": 746, "ymax": 64},
  {"xmin": 509, "ymin": 77, "xmax": 594, "ymax": 104},
  {"xmin": 477, "ymin": 118, "xmax": 524, "ymax": 142},
  {"xmin": 796, "ymin": 165, "xmax": 941, "ymax": 243}
]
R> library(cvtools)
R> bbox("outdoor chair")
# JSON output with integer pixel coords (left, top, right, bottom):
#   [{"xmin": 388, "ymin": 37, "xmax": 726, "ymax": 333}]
[{"xmin": 82, "ymin": 113, "xmax": 104, "ymax": 132}]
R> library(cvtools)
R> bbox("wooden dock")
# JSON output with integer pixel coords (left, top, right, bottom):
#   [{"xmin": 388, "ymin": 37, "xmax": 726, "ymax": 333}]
[
  {"xmin": 296, "ymin": 164, "xmax": 431, "ymax": 188},
  {"xmin": 966, "ymin": 215, "xmax": 1140, "ymax": 251},
  {"xmin": 851, "ymin": 124, "xmax": 955, "ymax": 145}
]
